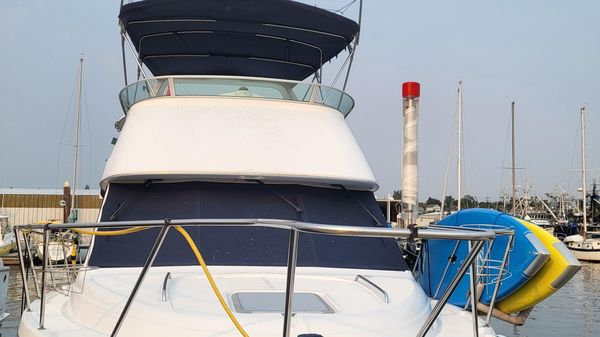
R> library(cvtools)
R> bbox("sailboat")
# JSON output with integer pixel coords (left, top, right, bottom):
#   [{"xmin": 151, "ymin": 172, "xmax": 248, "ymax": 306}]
[
  {"xmin": 564, "ymin": 107, "xmax": 600, "ymax": 262},
  {"xmin": 421, "ymin": 101, "xmax": 580, "ymax": 322},
  {"xmin": 438, "ymin": 81, "xmax": 464, "ymax": 218},
  {"xmin": 35, "ymin": 57, "xmax": 85, "ymax": 263}
]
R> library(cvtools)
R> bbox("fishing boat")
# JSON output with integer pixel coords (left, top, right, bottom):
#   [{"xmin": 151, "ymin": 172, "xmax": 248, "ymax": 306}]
[
  {"xmin": 564, "ymin": 107, "xmax": 600, "ymax": 262},
  {"xmin": 14, "ymin": 1, "xmax": 505, "ymax": 337}
]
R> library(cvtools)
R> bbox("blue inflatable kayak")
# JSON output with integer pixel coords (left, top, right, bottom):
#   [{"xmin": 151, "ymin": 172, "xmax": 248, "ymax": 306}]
[{"xmin": 418, "ymin": 208, "xmax": 550, "ymax": 307}]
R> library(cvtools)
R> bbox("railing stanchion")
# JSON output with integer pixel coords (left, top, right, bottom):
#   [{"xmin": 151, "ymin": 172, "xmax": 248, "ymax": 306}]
[
  {"xmin": 39, "ymin": 226, "xmax": 50, "ymax": 329},
  {"xmin": 22, "ymin": 231, "xmax": 41, "ymax": 297},
  {"xmin": 417, "ymin": 240, "xmax": 485, "ymax": 337},
  {"xmin": 282, "ymin": 229, "xmax": 299, "ymax": 337},
  {"xmin": 14, "ymin": 227, "xmax": 31, "ymax": 311},
  {"xmin": 110, "ymin": 220, "xmax": 171, "ymax": 337},
  {"xmin": 433, "ymin": 240, "xmax": 460, "ymax": 298},
  {"xmin": 468, "ymin": 241, "xmax": 480, "ymax": 337},
  {"xmin": 485, "ymin": 233, "xmax": 514, "ymax": 325}
]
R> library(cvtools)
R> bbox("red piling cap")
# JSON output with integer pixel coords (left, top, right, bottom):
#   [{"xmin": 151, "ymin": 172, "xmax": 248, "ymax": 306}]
[{"xmin": 402, "ymin": 82, "xmax": 420, "ymax": 98}]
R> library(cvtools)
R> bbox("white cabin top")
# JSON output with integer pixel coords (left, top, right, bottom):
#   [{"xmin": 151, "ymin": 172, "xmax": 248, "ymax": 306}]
[{"xmin": 102, "ymin": 76, "xmax": 377, "ymax": 191}]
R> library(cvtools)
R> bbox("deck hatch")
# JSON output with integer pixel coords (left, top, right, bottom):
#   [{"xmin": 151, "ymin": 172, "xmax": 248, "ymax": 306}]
[{"xmin": 231, "ymin": 292, "xmax": 334, "ymax": 314}]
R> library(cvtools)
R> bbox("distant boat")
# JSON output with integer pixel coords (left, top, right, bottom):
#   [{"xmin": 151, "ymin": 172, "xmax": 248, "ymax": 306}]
[
  {"xmin": 564, "ymin": 107, "xmax": 600, "ymax": 262},
  {"xmin": 0, "ymin": 254, "xmax": 9, "ymax": 322},
  {"xmin": 34, "ymin": 58, "xmax": 86, "ymax": 264},
  {"xmin": 0, "ymin": 215, "xmax": 16, "ymax": 256}
]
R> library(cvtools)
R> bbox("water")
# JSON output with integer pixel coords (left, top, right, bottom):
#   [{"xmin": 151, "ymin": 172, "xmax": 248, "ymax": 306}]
[
  {"xmin": 494, "ymin": 262, "xmax": 600, "ymax": 337},
  {"xmin": 1, "ymin": 264, "xmax": 598, "ymax": 337}
]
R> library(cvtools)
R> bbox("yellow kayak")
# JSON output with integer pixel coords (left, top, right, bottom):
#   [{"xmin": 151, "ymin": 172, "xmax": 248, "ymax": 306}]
[{"xmin": 496, "ymin": 219, "xmax": 581, "ymax": 313}]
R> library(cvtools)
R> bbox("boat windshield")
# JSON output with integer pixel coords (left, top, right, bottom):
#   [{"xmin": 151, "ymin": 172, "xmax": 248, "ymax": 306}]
[
  {"xmin": 88, "ymin": 181, "xmax": 407, "ymax": 271},
  {"xmin": 119, "ymin": 76, "xmax": 355, "ymax": 116}
]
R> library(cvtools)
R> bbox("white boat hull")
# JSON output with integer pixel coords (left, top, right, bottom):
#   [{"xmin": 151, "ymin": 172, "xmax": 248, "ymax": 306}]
[
  {"xmin": 0, "ymin": 260, "xmax": 9, "ymax": 322},
  {"xmin": 565, "ymin": 236, "xmax": 600, "ymax": 262},
  {"xmin": 18, "ymin": 266, "xmax": 497, "ymax": 337},
  {"xmin": 36, "ymin": 241, "xmax": 68, "ymax": 262}
]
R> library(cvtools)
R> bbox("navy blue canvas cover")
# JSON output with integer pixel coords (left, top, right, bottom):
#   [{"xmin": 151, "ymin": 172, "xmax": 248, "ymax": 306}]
[
  {"xmin": 119, "ymin": 0, "xmax": 359, "ymax": 80},
  {"xmin": 88, "ymin": 182, "xmax": 407, "ymax": 271}
]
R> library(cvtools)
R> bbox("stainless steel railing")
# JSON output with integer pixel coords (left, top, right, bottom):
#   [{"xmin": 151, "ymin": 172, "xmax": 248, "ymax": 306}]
[{"xmin": 15, "ymin": 218, "xmax": 497, "ymax": 337}]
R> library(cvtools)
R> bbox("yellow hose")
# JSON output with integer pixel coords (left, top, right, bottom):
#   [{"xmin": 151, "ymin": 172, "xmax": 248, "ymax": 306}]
[
  {"xmin": 173, "ymin": 225, "xmax": 249, "ymax": 337},
  {"xmin": 71, "ymin": 225, "xmax": 249, "ymax": 337},
  {"xmin": 71, "ymin": 227, "xmax": 148, "ymax": 236}
]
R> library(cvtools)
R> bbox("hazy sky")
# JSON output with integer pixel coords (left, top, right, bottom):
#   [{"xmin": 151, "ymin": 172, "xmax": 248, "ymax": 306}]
[{"xmin": 1, "ymin": 0, "xmax": 599, "ymax": 202}]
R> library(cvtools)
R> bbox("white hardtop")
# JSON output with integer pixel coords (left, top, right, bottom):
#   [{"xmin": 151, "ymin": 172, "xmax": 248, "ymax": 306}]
[{"xmin": 103, "ymin": 77, "xmax": 377, "ymax": 191}]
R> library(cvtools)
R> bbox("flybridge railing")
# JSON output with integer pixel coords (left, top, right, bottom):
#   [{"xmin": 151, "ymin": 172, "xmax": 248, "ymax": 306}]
[
  {"xmin": 118, "ymin": 76, "xmax": 355, "ymax": 116},
  {"xmin": 15, "ymin": 219, "xmax": 496, "ymax": 337}
]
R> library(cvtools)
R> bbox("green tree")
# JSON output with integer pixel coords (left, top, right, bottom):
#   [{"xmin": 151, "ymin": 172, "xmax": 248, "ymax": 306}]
[
  {"xmin": 443, "ymin": 196, "xmax": 456, "ymax": 212},
  {"xmin": 425, "ymin": 197, "xmax": 441, "ymax": 206},
  {"xmin": 461, "ymin": 195, "xmax": 479, "ymax": 208},
  {"xmin": 393, "ymin": 190, "xmax": 402, "ymax": 200}
]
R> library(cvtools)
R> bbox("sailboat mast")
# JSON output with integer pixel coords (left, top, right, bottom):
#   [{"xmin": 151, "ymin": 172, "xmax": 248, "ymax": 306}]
[
  {"xmin": 511, "ymin": 101, "xmax": 516, "ymax": 215},
  {"xmin": 457, "ymin": 81, "xmax": 462, "ymax": 211},
  {"xmin": 580, "ymin": 107, "xmax": 587, "ymax": 238},
  {"xmin": 71, "ymin": 57, "xmax": 84, "ymax": 212}
]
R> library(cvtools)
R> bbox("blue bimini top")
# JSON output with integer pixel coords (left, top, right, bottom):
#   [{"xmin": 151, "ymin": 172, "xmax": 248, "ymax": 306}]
[{"xmin": 119, "ymin": 0, "xmax": 359, "ymax": 80}]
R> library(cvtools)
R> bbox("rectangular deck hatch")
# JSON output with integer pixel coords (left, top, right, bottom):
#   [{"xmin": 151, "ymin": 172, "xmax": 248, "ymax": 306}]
[{"xmin": 231, "ymin": 292, "xmax": 334, "ymax": 314}]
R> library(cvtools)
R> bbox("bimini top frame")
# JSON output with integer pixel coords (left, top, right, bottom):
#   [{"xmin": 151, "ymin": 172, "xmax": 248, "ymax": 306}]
[
  {"xmin": 118, "ymin": 0, "xmax": 360, "ymax": 81},
  {"xmin": 15, "ymin": 218, "xmax": 495, "ymax": 337}
]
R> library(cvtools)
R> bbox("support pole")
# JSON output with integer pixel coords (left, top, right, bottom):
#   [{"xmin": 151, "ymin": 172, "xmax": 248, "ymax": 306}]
[
  {"xmin": 63, "ymin": 180, "xmax": 71, "ymax": 223},
  {"xmin": 580, "ymin": 107, "xmax": 588, "ymax": 239},
  {"xmin": 417, "ymin": 240, "xmax": 485, "ymax": 337},
  {"xmin": 110, "ymin": 222, "xmax": 170, "ymax": 337},
  {"xmin": 457, "ymin": 81, "xmax": 463, "ymax": 210},
  {"xmin": 401, "ymin": 82, "xmax": 421, "ymax": 226},
  {"xmin": 282, "ymin": 229, "xmax": 299, "ymax": 337},
  {"xmin": 511, "ymin": 101, "xmax": 516, "ymax": 215},
  {"xmin": 468, "ymin": 241, "xmax": 479, "ymax": 337},
  {"xmin": 14, "ymin": 227, "xmax": 31, "ymax": 311},
  {"xmin": 39, "ymin": 227, "xmax": 50, "ymax": 329},
  {"xmin": 70, "ymin": 57, "xmax": 83, "ymax": 219}
]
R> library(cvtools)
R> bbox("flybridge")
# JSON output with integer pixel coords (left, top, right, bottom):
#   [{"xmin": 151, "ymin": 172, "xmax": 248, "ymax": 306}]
[{"xmin": 119, "ymin": 0, "xmax": 360, "ymax": 81}]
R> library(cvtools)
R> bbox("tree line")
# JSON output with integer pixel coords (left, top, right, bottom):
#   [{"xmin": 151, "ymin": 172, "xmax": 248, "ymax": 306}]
[{"xmin": 392, "ymin": 190, "xmax": 494, "ymax": 212}]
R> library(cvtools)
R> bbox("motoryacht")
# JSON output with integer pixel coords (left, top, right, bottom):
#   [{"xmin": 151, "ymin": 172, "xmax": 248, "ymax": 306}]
[{"xmin": 16, "ymin": 1, "xmax": 501, "ymax": 336}]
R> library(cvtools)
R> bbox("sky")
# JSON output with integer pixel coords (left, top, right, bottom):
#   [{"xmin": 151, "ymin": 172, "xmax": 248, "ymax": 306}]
[{"xmin": 1, "ymin": 0, "xmax": 600, "ymax": 202}]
